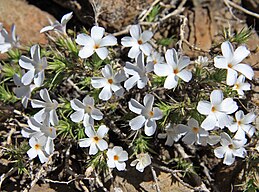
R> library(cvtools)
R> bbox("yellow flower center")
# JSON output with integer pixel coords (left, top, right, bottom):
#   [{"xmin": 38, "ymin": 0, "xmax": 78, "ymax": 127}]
[
  {"xmin": 173, "ymin": 68, "xmax": 179, "ymax": 74},
  {"xmin": 237, "ymin": 121, "xmax": 241, "ymax": 126},
  {"xmin": 113, "ymin": 155, "xmax": 119, "ymax": 161},
  {"xmin": 211, "ymin": 106, "xmax": 216, "ymax": 112},
  {"xmin": 228, "ymin": 63, "xmax": 233, "ymax": 68},
  {"xmin": 108, "ymin": 79, "xmax": 113, "ymax": 84},
  {"xmin": 93, "ymin": 136, "xmax": 100, "ymax": 143},
  {"xmin": 192, "ymin": 127, "xmax": 199, "ymax": 133},
  {"xmin": 94, "ymin": 44, "xmax": 100, "ymax": 49},
  {"xmin": 138, "ymin": 40, "xmax": 143, "ymax": 45},
  {"xmin": 153, "ymin": 60, "xmax": 157, "ymax": 64},
  {"xmin": 149, "ymin": 111, "xmax": 154, "ymax": 117},
  {"xmin": 35, "ymin": 144, "xmax": 40, "ymax": 150}
]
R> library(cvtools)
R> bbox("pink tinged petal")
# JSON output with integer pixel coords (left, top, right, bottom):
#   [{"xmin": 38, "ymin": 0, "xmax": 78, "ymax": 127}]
[
  {"xmin": 178, "ymin": 56, "xmax": 190, "ymax": 70},
  {"xmin": 27, "ymin": 148, "xmax": 38, "ymax": 159},
  {"xmin": 214, "ymin": 146, "xmax": 225, "ymax": 158},
  {"xmin": 182, "ymin": 132, "xmax": 196, "ymax": 145},
  {"xmin": 197, "ymin": 101, "xmax": 212, "ymax": 115},
  {"xmin": 226, "ymin": 68, "xmax": 238, "ymax": 85},
  {"xmin": 232, "ymin": 45, "xmax": 250, "ymax": 65},
  {"xmin": 96, "ymin": 139, "xmax": 108, "ymax": 151},
  {"xmin": 221, "ymin": 41, "xmax": 234, "ymax": 61},
  {"xmin": 61, "ymin": 12, "xmax": 73, "ymax": 25},
  {"xmin": 95, "ymin": 47, "xmax": 108, "ymax": 60},
  {"xmin": 79, "ymin": 46, "xmax": 94, "ymax": 59},
  {"xmin": 152, "ymin": 107, "xmax": 163, "ymax": 120},
  {"xmin": 91, "ymin": 26, "xmax": 105, "ymax": 41},
  {"xmin": 233, "ymin": 148, "xmax": 246, "ymax": 158},
  {"xmin": 21, "ymin": 70, "xmax": 34, "ymax": 85},
  {"xmin": 79, "ymin": 138, "xmax": 92, "ymax": 147},
  {"xmin": 115, "ymin": 162, "xmax": 126, "ymax": 171},
  {"xmin": 128, "ymin": 46, "xmax": 140, "ymax": 58},
  {"xmin": 119, "ymin": 151, "xmax": 128, "ymax": 161},
  {"xmin": 129, "ymin": 99, "xmax": 144, "ymax": 114},
  {"xmin": 165, "ymin": 49, "xmax": 177, "ymax": 68},
  {"xmin": 164, "ymin": 74, "xmax": 178, "ymax": 89},
  {"xmin": 121, "ymin": 36, "xmax": 135, "ymax": 47},
  {"xmin": 130, "ymin": 25, "xmax": 141, "ymax": 39},
  {"xmin": 216, "ymin": 113, "xmax": 232, "ymax": 128},
  {"xmin": 201, "ymin": 115, "xmax": 217, "ymax": 130},
  {"xmin": 124, "ymin": 75, "xmax": 139, "ymax": 90},
  {"xmin": 144, "ymin": 119, "xmax": 156, "ymax": 136},
  {"xmin": 210, "ymin": 90, "xmax": 223, "ymax": 106},
  {"xmin": 141, "ymin": 30, "xmax": 153, "ymax": 42},
  {"xmin": 97, "ymin": 125, "xmax": 109, "ymax": 138},
  {"xmin": 139, "ymin": 43, "xmax": 152, "ymax": 56},
  {"xmin": 34, "ymin": 71, "xmax": 44, "ymax": 87},
  {"xmin": 91, "ymin": 77, "xmax": 107, "ymax": 88},
  {"xmin": 91, "ymin": 108, "xmax": 103, "ymax": 120},
  {"xmin": 218, "ymin": 98, "xmax": 238, "ymax": 114},
  {"xmin": 40, "ymin": 26, "xmax": 55, "ymax": 33},
  {"xmin": 153, "ymin": 64, "xmax": 171, "ymax": 76},
  {"xmin": 233, "ymin": 64, "xmax": 254, "ymax": 80},
  {"xmin": 76, "ymin": 34, "xmax": 94, "ymax": 46},
  {"xmin": 70, "ymin": 110, "xmax": 84, "ymax": 122},
  {"xmin": 214, "ymin": 56, "xmax": 228, "ymax": 69},
  {"xmin": 89, "ymin": 143, "xmax": 98, "ymax": 155},
  {"xmin": 223, "ymin": 150, "xmax": 235, "ymax": 165},
  {"xmin": 107, "ymin": 159, "xmax": 116, "ymax": 168},
  {"xmin": 243, "ymin": 113, "xmax": 256, "ymax": 124},
  {"xmin": 177, "ymin": 69, "xmax": 192, "ymax": 82},
  {"xmin": 99, "ymin": 85, "xmax": 112, "ymax": 101},
  {"xmin": 129, "ymin": 115, "xmax": 146, "ymax": 130},
  {"xmin": 99, "ymin": 35, "xmax": 117, "ymax": 47}
]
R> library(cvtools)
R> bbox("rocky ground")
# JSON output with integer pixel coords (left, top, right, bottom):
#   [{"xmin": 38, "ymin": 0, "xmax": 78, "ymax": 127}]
[{"xmin": 0, "ymin": 0, "xmax": 258, "ymax": 191}]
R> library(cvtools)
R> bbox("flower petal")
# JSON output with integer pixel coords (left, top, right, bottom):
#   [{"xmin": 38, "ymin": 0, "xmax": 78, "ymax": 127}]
[
  {"xmin": 96, "ymin": 139, "xmax": 108, "ymax": 151},
  {"xmin": 91, "ymin": 77, "xmax": 107, "ymax": 88},
  {"xmin": 178, "ymin": 56, "xmax": 190, "ymax": 70},
  {"xmin": 214, "ymin": 146, "xmax": 225, "ymax": 158},
  {"xmin": 91, "ymin": 108, "xmax": 103, "ymax": 120},
  {"xmin": 70, "ymin": 110, "xmax": 84, "ymax": 122},
  {"xmin": 177, "ymin": 69, "xmax": 192, "ymax": 82},
  {"xmin": 182, "ymin": 132, "xmax": 196, "ymax": 145},
  {"xmin": 115, "ymin": 162, "xmax": 126, "ymax": 171},
  {"xmin": 21, "ymin": 70, "xmax": 34, "ymax": 85},
  {"xmin": 221, "ymin": 41, "xmax": 234, "ymax": 61},
  {"xmin": 164, "ymin": 74, "xmax": 178, "ymax": 89},
  {"xmin": 99, "ymin": 35, "xmax": 117, "ymax": 47},
  {"xmin": 223, "ymin": 150, "xmax": 235, "ymax": 165},
  {"xmin": 233, "ymin": 64, "xmax": 254, "ymax": 80},
  {"xmin": 210, "ymin": 90, "xmax": 223, "ymax": 106},
  {"xmin": 129, "ymin": 115, "xmax": 146, "ymax": 130},
  {"xmin": 197, "ymin": 101, "xmax": 211, "ymax": 115},
  {"xmin": 140, "ymin": 43, "xmax": 152, "ymax": 56},
  {"xmin": 76, "ymin": 33, "xmax": 94, "ymax": 46},
  {"xmin": 214, "ymin": 56, "xmax": 228, "ymax": 69},
  {"xmin": 201, "ymin": 115, "xmax": 217, "ymax": 130},
  {"xmin": 218, "ymin": 98, "xmax": 238, "ymax": 114},
  {"xmin": 141, "ymin": 30, "xmax": 153, "ymax": 42},
  {"xmin": 97, "ymin": 125, "xmax": 109, "ymax": 138},
  {"xmin": 79, "ymin": 46, "xmax": 94, "ymax": 59},
  {"xmin": 121, "ymin": 36, "xmax": 135, "ymax": 47},
  {"xmin": 165, "ymin": 49, "xmax": 177, "ymax": 68},
  {"xmin": 154, "ymin": 64, "xmax": 171, "ymax": 76},
  {"xmin": 130, "ymin": 25, "xmax": 141, "ymax": 40},
  {"xmin": 91, "ymin": 26, "xmax": 105, "ymax": 41},
  {"xmin": 226, "ymin": 68, "xmax": 238, "ymax": 85},
  {"xmin": 96, "ymin": 47, "xmax": 109, "ymax": 60},
  {"xmin": 243, "ymin": 112, "xmax": 256, "ymax": 124},
  {"xmin": 128, "ymin": 46, "xmax": 140, "ymax": 58},
  {"xmin": 124, "ymin": 75, "xmax": 139, "ymax": 91},
  {"xmin": 144, "ymin": 119, "xmax": 156, "ymax": 136},
  {"xmin": 128, "ymin": 99, "xmax": 144, "ymax": 114},
  {"xmin": 232, "ymin": 45, "xmax": 250, "ymax": 65},
  {"xmin": 89, "ymin": 143, "xmax": 98, "ymax": 155},
  {"xmin": 99, "ymin": 85, "xmax": 112, "ymax": 101}
]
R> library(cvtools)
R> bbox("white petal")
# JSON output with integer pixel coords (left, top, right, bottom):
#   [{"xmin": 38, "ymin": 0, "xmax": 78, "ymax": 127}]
[
  {"xmin": 19, "ymin": 56, "xmax": 34, "ymax": 70},
  {"xmin": 101, "ymin": 64, "xmax": 113, "ymax": 78},
  {"xmin": 70, "ymin": 99, "xmax": 85, "ymax": 110},
  {"xmin": 218, "ymin": 98, "xmax": 238, "ymax": 114},
  {"xmin": 201, "ymin": 115, "xmax": 217, "ymax": 130},
  {"xmin": 79, "ymin": 138, "xmax": 92, "ymax": 147},
  {"xmin": 31, "ymin": 100, "xmax": 45, "ymax": 108},
  {"xmin": 119, "ymin": 151, "xmax": 128, "ymax": 161},
  {"xmin": 221, "ymin": 41, "xmax": 234, "ymax": 61},
  {"xmin": 34, "ymin": 71, "xmax": 44, "ymax": 87},
  {"xmin": 154, "ymin": 64, "xmax": 171, "ymax": 76},
  {"xmin": 152, "ymin": 107, "xmax": 163, "ymax": 120},
  {"xmin": 143, "ymin": 94, "xmax": 154, "ymax": 110},
  {"xmin": 223, "ymin": 150, "xmax": 235, "ymax": 165},
  {"xmin": 79, "ymin": 46, "xmax": 94, "ymax": 59},
  {"xmin": 233, "ymin": 147, "xmax": 246, "ymax": 158},
  {"xmin": 70, "ymin": 110, "xmax": 84, "ymax": 122},
  {"xmin": 76, "ymin": 33, "xmax": 94, "ymax": 46},
  {"xmin": 178, "ymin": 56, "xmax": 190, "ymax": 70},
  {"xmin": 241, "ymin": 124, "xmax": 255, "ymax": 137},
  {"xmin": 91, "ymin": 26, "xmax": 105, "ymax": 41},
  {"xmin": 176, "ymin": 124, "xmax": 189, "ymax": 133},
  {"xmin": 40, "ymin": 89, "xmax": 51, "ymax": 103},
  {"xmin": 210, "ymin": 90, "xmax": 223, "ymax": 106},
  {"xmin": 34, "ymin": 109, "xmax": 46, "ymax": 123},
  {"xmin": 214, "ymin": 56, "xmax": 228, "ymax": 69},
  {"xmin": 121, "ymin": 36, "xmax": 135, "ymax": 47},
  {"xmin": 89, "ymin": 143, "xmax": 98, "ymax": 155},
  {"xmin": 228, "ymin": 123, "xmax": 238, "ymax": 132},
  {"xmin": 232, "ymin": 45, "xmax": 250, "ymax": 65},
  {"xmin": 115, "ymin": 162, "xmax": 126, "ymax": 171},
  {"xmin": 99, "ymin": 85, "xmax": 112, "ymax": 101},
  {"xmin": 234, "ymin": 128, "xmax": 246, "ymax": 139},
  {"xmin": 226, "ymin": 68, "xmax": 238, "ymax": 85},
  {"xmin": 91, "ymin": 77, "xmax": 107, "ymax": 88},
  {"xmin": 50, "ymin": 110, "xmax": 59, "ymax": 126},
  {"xmin": 177, "ymin": 69, "xmax": 192, "ymax": 82},
  {"xmin": 140, "ymin": 43, "xmax": 152, "ymax": 56},
  {"xmin": 165, "ymin": 49, "xmax": 177, "ymax": 68},
  {"xmin": 141, "ymin": 30, "xmax": 153, "ymax": 42},
  {"xmin": 164, "ymin": 74, "xmax": 178, "ymax": 89},
  {"xmin": 207, "ymin": 135, "xmax": 221, "ymax": 145},
  {"xmin": 124, "ymin": 75, "xmax": 139, "ymax": 91},
  {"xmin": 233, "ymin": 64, "xmax": 254, "ymax": 80},
  {"xmin": 128, "ymin": 99, "xmax": 144, "ymax": 114},
  {"xmin": 144, "ymin": 119, "xmax": 156, "ymax": 136},
  {"xmin": 21, "ymin": 70, "xmax": 34, "ymax": 85},
  {"xmin": 235, "ymin": 110, "xmax": 244, "ymax": 121},
  {"xmin": 96, "ymin": 139, "xmax": 108, "ymax": 151},
  {"xmin": 45, "ymin": 138, "xmax": 54, "ymax": 155},
  {"xmin": 128, "ymin": 46, "xmax": 140, "ymax": 58},
  {"xmin": 216, "ymin": 113, "xmax": 232, "ymax": 128},
  {"xmin": 97, "ymin": 125, "xmax": 109, "ymax": 138},
  {"xmin": 197, "ymin": 101, "xmax": 211, "ymax": 115},
  {"xmin": 130, "ymin": 25, "xmax": 141, "ymax": 40},
  {"xmin": 99, "ymin": 35, "xmax": 117, "ymax": 47},
  {"xmin": 187, "ymin": 118, "xmax": 199, "ymax": 128},
  {"xmin": 107, "ymin": 159, "xmax": 116, "ymax": 168},
  {"xmin": 27, "ymin": 148, "xmax": 38, "ymax": 159},
  {"xmin": 61, "ymin": 12, "xmax": 73, "ymax": 25},
  {"xmin": 84, "ymin": 126, "xmax": 95, "ymax": 138},
  {"xmin": 129, "ymin": 115, "xmax": 146, "ymax": 130},
  {"xmin": 214, "ymin": 146, "xmax": 225, "ymax": 158},
  {"xmin": 40, "ymin": 26, "xmax": 55, "ymax": 33},
  {"xmin": 96, "ymin": 47, "xmax": 108, "ymax": 60},
  {"xmin": 182, "ymin": 132, "xmax": 196, "ymax": 145},
  {"xmin": 91, "ymin": 108, "xmax": 103, "ymax": 120},
  {"xmin": 243, "ymin": 112, "xmax": 256, "ymax": 124},
  {"xmin": 38, "ymin": 150, "xmax": 49, "ymax": 163}
]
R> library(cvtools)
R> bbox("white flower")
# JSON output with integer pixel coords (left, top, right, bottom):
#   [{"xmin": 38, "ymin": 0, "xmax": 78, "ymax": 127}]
[
  {"xmin": 91, "ymin": 64, "xmax": 126, "ymax": 101},
  {"xmin": 129, "ymin": 94, "xmax": 163, "ymax": 136},
  {"xmin": 70, "ymin": 95, "xmax": 103, "ymax": 128},
  {"xmin": 27, "ymin": 136, "xmax": 49, "ymax": 163},
  {"xmin": 232, "ymin": 75, "xmax": 251, "ymax": 96},
  {"xmin": 121, "ymin": 25, "xmax": 153, "ymax": 58},
  {"xmin": 13, "ymin": 74, "xmax": 36, "ymax": 108},
  {"xmin": 40, "ymin": 12, "xmax": 73, "ymax": 35},
  {"xmin": 0, "ymin": 23, "xmax": 19, "ymax": 53},
  {"xmin": 214, "ymin": 132, "xmax": 247, "ymax": 165},
  {"xmin": 76, "ymin": 26, "xmax": 117, "ymax": 60},
  {"xmin": 154, "ymin": 49, "xmax": 192, "ymax": 89},
  {"xmin": 31, "ymin": 89, "xmax": 59, "ymax": 126},
  {"xmin": 214, "ymin": 41, "xmax": 254, "ymax": 85},
  {"xmin": 228, "ymin": 110, "xmax": 256, "ymax": 139},
  {"xmin": 146, "ymin": 51, "xmax": 165, "ymax": 72},
  {"xmin": 197, "ymin": 90, "xmax": 238, "ymax": 130},
  {"xmin": 107, "ymin": 146, "xmax": 128, "ymax": 171},
  {"xmin": 124, "ymin": 53, "xmax": 151, "ymax": 91},
  {"xmin": 79, "ymin": 125, "xmax": 109, "ymax": 155},
  {"xmin": 19, "ymin": 44, "xmax": 47, "ymax": 87},
  {"xmin": 195, "ymin": 56, "xmax": 209, "ymax": 67},
  {"xmin": 130, "ymin": 153, "xmax": 151, "ymax": 172},
  {"xmin": 157, "ymin": 123, "xmax": 184, "ymax": 146}
]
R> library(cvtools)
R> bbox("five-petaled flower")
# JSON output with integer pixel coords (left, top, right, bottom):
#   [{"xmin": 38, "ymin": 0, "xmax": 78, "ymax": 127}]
[
  {"xmin": 130, "ymin": 153, "xmax": 151, "ymax": 172},
  {"xmin": 31, "ymin": 88, "xmax": 59, "ymax": 126},
  {"xmin": 19, "ymin": 44, "xmax": 47, "ymax": 87},
  {"xmin": 70, "ymin": 95, "xmax": 103, "ymax": 128},
  {"xmin": 79, "ymin": 125, "xmax": 109, "ymax": 155},
  {"xmin": 214, "ymin": 41, "xmax": 254, "ymax": 85},
  {"xmin": 124, "ymin": 53, "xmax": 151, "ymax": 91},
  {"xmin": 40, "ymin": 12, "xmax": 73, "ymax": 35},
  {"xmin": 129, "ymin": 94, "xmax": 163, "ymax": 136},
  {"xmin": 197, "ymin": 90, "xmax": 238, "ymax": 130},
  {"xmin": 76, "ymin": 26, "xmax": 117, "ymax": 60},
  {"xmin": 232, "ymin": 75, "xmax": 251, "ymax": 97},
  {"xmin": 146, "ymin": 51, "xmax": 165, "ymax": 72},
  {"xmin": 228, "ymin": 110, "xmax": 256, "ymax": 139},
  {"xmin": 0, "ymin": 23, "xmax": 19, "ymax": 53},
  {"xmin": 214, "ymin": 132, "xmax": 247, "ymax": 165},
  {"xmin": 154, "ymin": 48, "xmax": 192, "ymax": 89},
  {"xmin": 27, "ymin": 136, "xmax": 49, "ymax": 163},
  {"xmin": 121, "ymin": 24, "xmax": 153, "ymax": 58},
  {"xmin": 91, "ymin": 64, "xmax": 126, "ymax": 101},
  {"xmin": 107, "ymin": 146, "xmax": 128, "ymax": 171}
]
